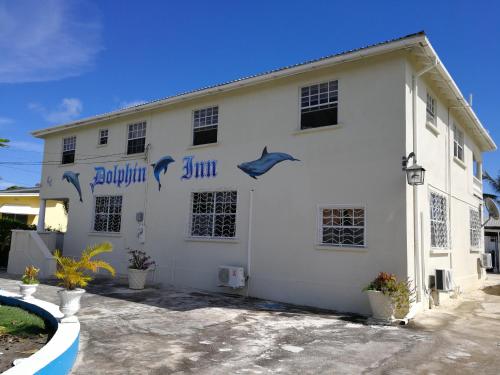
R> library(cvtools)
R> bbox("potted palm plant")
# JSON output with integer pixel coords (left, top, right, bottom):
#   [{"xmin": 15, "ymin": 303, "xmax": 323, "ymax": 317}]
[
  {"xmin": 127, "ymin": 250, "xmax": 155, "ymax": 290},
  {"xmin": 19, "ymin": 265, "xmax": 40, "ymax": 300},
  {"xmin": 363, "ymin": 272, "xmax": 414, "ymax": 321},
  {"xmin": 54, "ymin": 242, "xmax": 115, "ymax": 319}
]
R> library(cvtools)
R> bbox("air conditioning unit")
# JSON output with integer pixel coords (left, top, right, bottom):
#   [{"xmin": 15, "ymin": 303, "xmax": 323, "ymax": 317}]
[
  {"xmin": 435, "ymin": 269, "xmax": 453, "ymax": 291},
  {"xmin": 218, "ymin": 266, "xmax": 246, "ymax": 289},
  {"xmin": 480, "ymin": 253, "xmax": 493, "ymax": 269}
]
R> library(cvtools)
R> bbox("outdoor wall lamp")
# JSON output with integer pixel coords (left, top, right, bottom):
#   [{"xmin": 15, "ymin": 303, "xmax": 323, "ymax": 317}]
[{"xmin": 402, "ymin": 152, "xmax": 425, "ymax": 186}]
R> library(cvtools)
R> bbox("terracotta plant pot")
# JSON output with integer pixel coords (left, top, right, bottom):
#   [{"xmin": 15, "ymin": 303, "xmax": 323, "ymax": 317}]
[
  {"xmin": 58, "ymin": 288, "xmax": 85, "ymax": 318},
  {"xmin": 128, "ymin": 268, "xmax": 149, "ymax": 290},
  {"xmin": 19, "ymin": 283, "xmax": 38, "ymax": 300},
  {"xmin": 366, "ymin": 290, "xmax": 395, "ymax": 321}
]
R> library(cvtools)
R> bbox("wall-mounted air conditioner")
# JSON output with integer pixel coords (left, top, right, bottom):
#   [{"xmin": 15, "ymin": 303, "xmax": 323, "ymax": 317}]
[
  {"xmin": 480, "ymin": 253, "xmax": 493, "ymax": 269},
  {"xmin": 218, "ymin": 266, "xmax": 246, "ymax": 289},
  {"xmin": 435, "ymin": 269, "xmax": 453, "ymax": 291}
]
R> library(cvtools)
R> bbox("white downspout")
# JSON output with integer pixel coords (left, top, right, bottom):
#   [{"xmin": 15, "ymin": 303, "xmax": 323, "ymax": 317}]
[
  {"xmin": 412, "ymin": 60, "xmax": 438, "ymax": 303},
  {"xmin": 246, "ymin": 188, "xmax": 254, "ymax": 297}
]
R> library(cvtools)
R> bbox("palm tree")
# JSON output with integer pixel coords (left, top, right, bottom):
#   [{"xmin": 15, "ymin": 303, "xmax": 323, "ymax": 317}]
[
  {"xmin": 483, "ymin": 171, "xmax": 500, "ymax": 200},
  {"xmin": 0, "ymin": 139, "xmax": 9, "ymax": 147}
]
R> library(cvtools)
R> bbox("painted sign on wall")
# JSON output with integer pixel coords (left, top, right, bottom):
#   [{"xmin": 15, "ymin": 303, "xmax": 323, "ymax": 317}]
[
  {"xmin": 90, "ymin": 163, "xmax": 147, "ymax": 193},
  {"xmin": 181, "ymin": 155, "xmax": 217, "ymax": 180},
  {"xmin": 237, "ymin": 146, "xmax": 299, "ymax": 179}
]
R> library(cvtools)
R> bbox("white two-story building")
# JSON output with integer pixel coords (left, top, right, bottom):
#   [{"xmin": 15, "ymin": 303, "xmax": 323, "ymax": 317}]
[{"xmin": 31, "ymin": 32, "xmax": 496, "ymax": 314}]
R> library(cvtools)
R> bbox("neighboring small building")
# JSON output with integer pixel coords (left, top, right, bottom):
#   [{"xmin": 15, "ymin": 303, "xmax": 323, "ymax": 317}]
[
  {"xmin": 485, "ymin": 217, "xmax": 500, "ymax": 273},
  {"xmin": 30, "ymin": 32, "xmax": 496, "ymax": 314},
  {"xmin": 0, "ymin": 187, "xmax": 68, "ymax": 232}
]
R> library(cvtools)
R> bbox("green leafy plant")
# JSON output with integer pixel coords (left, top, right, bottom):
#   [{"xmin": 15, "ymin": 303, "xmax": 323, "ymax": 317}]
[
  {"xmin": 54, "ymin": 242, "xmax": 116, "ymax": 290},
  {"xmin": 21, "ymin": 265, "xmax": 40, "ymax": 285},
  {"xmin": 364, "ymin": 272, "xmax": 415, "ymax": 314},
  {"xmin": 0, "ymin": 138, "xmax": 9, "ymax": 148}
]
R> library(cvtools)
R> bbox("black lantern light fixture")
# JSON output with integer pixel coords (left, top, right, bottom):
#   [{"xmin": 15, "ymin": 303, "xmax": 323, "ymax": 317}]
[{"xmin": 402, "ymin": 152, "xmax": 425, "ymax": 186}]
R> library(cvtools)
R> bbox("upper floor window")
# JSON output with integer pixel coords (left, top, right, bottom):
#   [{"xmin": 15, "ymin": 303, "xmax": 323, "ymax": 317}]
[
  {"xmin": 319, "ymin": 206, "xmax": 365, "ymax": 247},
  {"xmin": 453, "ymin": 125, "xmax": 464, "ymax": 161},
  {"xmin": 193, "ymin": 106, "xmax": 218, "ymax": 146},
  {"xmin": 430, "ymin": 191, "xmax": 448, "ymax": 248},
  {"xmin": 473, "ymin": 154, "xmax": 481, "ymax": 180},
  {"xmin": 98, "ymin": 129, "xmax": 108, "ymax": 146},
  {"xmin": 62, "ymin": 136, "xmax": 76, "ymax": 164},
  {"xmin": 470, "ymin": 207, "xmax": 481, "ymax": 248},
  {"xmin": 127, "ymin": 122, "xmax": 146, "ymax": 154},
  {"xmin": 426, "ymin": 93, "xmax": 436, "ymax": 124},
  {"xmin": 300, "ymin": 80, "xmax": 338, "ymax": 129},
  {"xmin": 93, "ymin": 195, "xmax": 123, "ymax": 233},
  {"xmin": 189, "ymin": 191, "xmax": 237, "ymax": 239}
]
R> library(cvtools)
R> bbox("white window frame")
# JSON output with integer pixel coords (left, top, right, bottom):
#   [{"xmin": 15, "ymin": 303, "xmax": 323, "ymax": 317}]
[
  {"xmin": 192, "ymin": 105, "xmax": 219, "ymax": 146},
  {"xmin": 91, "ymin": 195, "xmax": 123, "ymax": 233},
  {"xmin": 61, "ymin": 135, "xmax": 76, "ymax": 164},
  {"xmin": 317, "ymin": 205, "xmax": 366, "ymax": 248},
  {"xmin": 126, "ymin": 121, "xmax": 147, "ymax": 155},
  {"xmin": 299, "ymin": 79, "xmax": 339, "ymax": 130},
  {"xmin": 98, "ymin": 128, "xmax": 109, "ymax": 146},
  {"xmin": 426, "ymin": 92, "xmax": 436, "ymax": 124},
  {"xmin": 429, "ymin": 190, "xmax": 449, "ymax": 249},
  {"xmin": 187, "ymin": 190, "xmax": 238, "ymax": 240},
  {"xmin": 473, "ymin": 154, "xmax": 482, "ymax": 180},
  {"xmin": 453, "ymin": 124, "xmax": 465, "ymax": 162},
  {"xmin": 469, "ymin": 207, "xmax": 481, "ymax": 249}
]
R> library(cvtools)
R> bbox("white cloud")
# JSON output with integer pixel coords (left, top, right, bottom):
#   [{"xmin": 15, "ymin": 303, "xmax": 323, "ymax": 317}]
[
  {"xmin": 0, "ymin": 117, "xmax": 13, "ymax": 125},
  {"xmin": 8, "ymin": 141, "xmax": 43, "ymax": 153},
  {"xmin": 119, "ymin": 100, "xmax": 148, "ymax": 109},
  {"xmin": 29, "ymin": 98, "xmax": 83, "ymax": 124},
  {"xmin": 0, "ymin": 0, "xmax": 103, "ymax": 83}
]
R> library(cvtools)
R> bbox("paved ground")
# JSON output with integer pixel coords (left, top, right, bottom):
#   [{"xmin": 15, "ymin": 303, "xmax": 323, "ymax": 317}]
[{"xmin": 1, "ymin": 273, "xmax": 500, "ymax": 374}]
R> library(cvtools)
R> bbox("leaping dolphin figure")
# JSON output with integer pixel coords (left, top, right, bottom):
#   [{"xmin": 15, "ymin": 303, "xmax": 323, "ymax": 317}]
[
  {"xmin": 151, "ymin": 155, "xmax": 175, "ymax": 190},
  {"xmin": 62, "ymin": 171, "xmax": 83, "ymax": 202},
  {"xmin": 237, "ymin": 147, "xmax": 300, "ymax": 179}
]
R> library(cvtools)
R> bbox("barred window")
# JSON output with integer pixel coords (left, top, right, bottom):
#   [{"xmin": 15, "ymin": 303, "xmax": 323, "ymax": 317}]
[
  {"xmin": 62, "ymin": 136, "xmax": 76, "ymax": 164},
  {"xmin": 93, "ymin": 195, "xmax": 123, "ymax": 233},
  {"xmin": 319, "ymin": 207, "xmax": 365, "ymax": 247},
  {"xmin": 430, "ymin": 192, "xmax": 448, "ymax": 248},
  {"xmin": 99, "ymin": 129, "xmax": 108, "ymax": 145},
  {"xmin": 300, "ymin": 80, "xmax": 338, "ymax": 129},
  {"xmin": 470, "ymin": 207, "xmax": 481, "ymax": 248},
  {"xmin": 190, "ymin": 191, "xmax": 237, "ymax": 239},
  {"xmin": 453, "ymin": 125, "xmax": 464, "ymax": 161},
  {"xmin": 193, "ymin": 106, "xmax": 218, "ymax": 146},
  {"xmin": 127, "ymin": 122, "xmax": 146, "ymax": 154},
  {"xmin": 426, "ymin": 93, "xmax": 436, "ymax": 124}
]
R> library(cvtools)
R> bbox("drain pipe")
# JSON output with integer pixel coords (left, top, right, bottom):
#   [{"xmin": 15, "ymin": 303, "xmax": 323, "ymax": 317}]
[
  {"xmin": 412, "ymin": 59, "xmax": 438, "ymax": 303},
  {"xmin": 246, "ymin": 188, "xmax": 254, "ymax": 297}
]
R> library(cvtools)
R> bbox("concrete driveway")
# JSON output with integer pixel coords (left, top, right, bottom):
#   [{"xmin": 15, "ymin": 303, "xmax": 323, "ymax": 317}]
[{"xmin": 1, "ymin": 273, "xmax": 500, "ymax": 374}]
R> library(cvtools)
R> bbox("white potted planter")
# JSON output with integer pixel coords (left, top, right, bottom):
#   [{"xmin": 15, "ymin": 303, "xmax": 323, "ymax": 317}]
[
  {"xmin": 19, "ymin": 283, "xmax": 39, "ymax": 300},
  {"xmin": 128, "ymin": 268, "xmax": 149, "ymax": 290},
  {"xmin": 366, "ymin": 290, "xmax": 395, "ymax": 321},
  {"xmin": 58, "ymin": 289, "xmax": 86, "ymax": 318}
]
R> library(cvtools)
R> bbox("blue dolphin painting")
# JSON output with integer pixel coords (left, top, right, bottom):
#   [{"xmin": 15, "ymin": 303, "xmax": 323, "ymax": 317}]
[
  {"xmin": 62, "ymin": 171, "xmax": 83, "ymax": 202},
  {"xmin": 151, "ymin": 155, "xmax": 175, "ymax": 190},
  {"xmin": 237, "ymin": 147, "xmax": 300, "ymax": 179}
]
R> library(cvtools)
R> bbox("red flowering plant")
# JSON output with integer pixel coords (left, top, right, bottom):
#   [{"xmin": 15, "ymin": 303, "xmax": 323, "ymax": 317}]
[{"xmin": 364, "ymin": 272, "xmax": 415, "ymax": 314}]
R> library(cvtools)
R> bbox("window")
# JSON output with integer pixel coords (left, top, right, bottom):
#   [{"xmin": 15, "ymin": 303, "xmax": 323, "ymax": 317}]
[
  {"xmin": 473, "ymin": 154, "xmax": 481, "ymax": 180},
  {"xmin": 62, "ymin": 136, "xmax": 76, "ymax": 164},
  {"xmin": 300, "ymin": 80, "xmax": 338, "ymax": 129},
  {"xmin": 453, "ymin": 125, "xmax": 464, "ymax": 161},
  {"xmin": 127, "ymin": 122, "xmax": 146, "ymax": 154},
  {"xmin": 99, "ymin": 129, "xmax": 108, "ymax": 145},
  {"xmin": 193, "ymin": 106, "xmax": 218, "ymax": 146},
  {"xmin": 430, "ymin": 191, "xmax": 448, "ymax": 248},
  {"xmin": 189, "ymin": 191, "xmax": 237, "ymax": 239},
  {"xmin": 93, "ymin": 195, "xmax": 123, "ymax": 233},
  {"xmin": 1, "ymin": 213, "xmax": 28, "ymax": 224},
  {"xmin": 319, "ymin": 206, "xmax": 365, "ymax": 247},
  {"xmin": 426, "ymin": 93, "xmax": 436, "ymax": 124},
  {"xmin": 470, "ymin": 207, "xmax": 481, "ymax": 248}
]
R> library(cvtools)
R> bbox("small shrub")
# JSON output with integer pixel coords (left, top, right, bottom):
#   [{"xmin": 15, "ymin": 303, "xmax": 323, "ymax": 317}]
[
  {"xmin": 21, "ymin": 265, "xmax": 40, "ymax": 285},
  {"xmin": 128, "ymin": 250, "xmax": 155, "ymax": 270},
  {"xmin": 364, "ymin": 272, "xmax": 415, "ymax": 314}
]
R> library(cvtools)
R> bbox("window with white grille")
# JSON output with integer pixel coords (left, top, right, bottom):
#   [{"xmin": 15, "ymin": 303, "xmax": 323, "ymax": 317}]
[
  {"xmin": 193, "ymin": 106, "xmax": 218, "ymax": 146},
  {"xmin": 62, "ymin": 136, "xmax": 76, "ymax": 164},
  {"xmin": 99, "ymin": 129, "xmax": 108, "ymax": 145},
  {"xmin": 127, "ymin": 122, "xmax": 146, "ymax": 154},
  {"xmin": 189, "ymin": 191, "xmax": 237, "ymax": 239},
  {"xmin": 93, "ymin": 195, "xmax": 123, "ymax": 233},
  {"xmin": 426, "ymin": 93, "xmax": 436, "ymax": 124},
  {"xmin": 470, "ymin": 207, "xmax": 481, "ymax": 248},
  {"xmin": 453, "ymin": 125, "xmax": 464, "ymax": 161},
  {"xmin": 430, "ymin": 191, "xmax": 448, "ymax": 248},
  {"xmin": 300, "ymin": 80, "xmax": 338, "ymax": 129},
  {"xmin": 319, "ymin": 206, "xmax": 365, "ymax": 247}
]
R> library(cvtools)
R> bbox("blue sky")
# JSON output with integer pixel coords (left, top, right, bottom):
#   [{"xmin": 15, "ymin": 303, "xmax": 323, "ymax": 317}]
[{"xmin": 0, "ymin": 0, "xmax": 499, "ymax": 192}]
